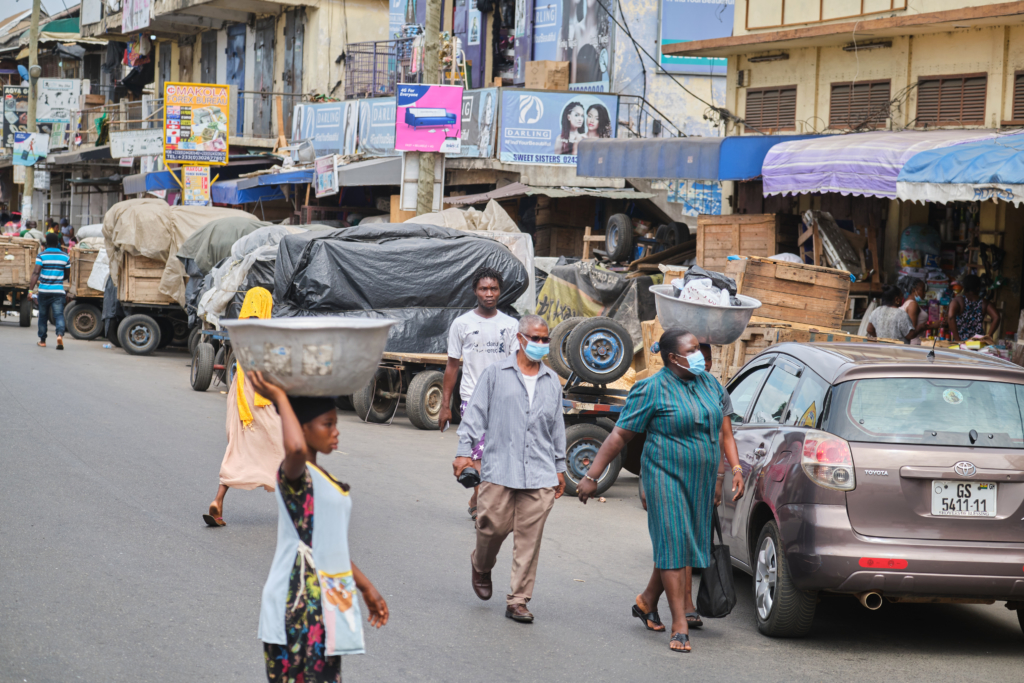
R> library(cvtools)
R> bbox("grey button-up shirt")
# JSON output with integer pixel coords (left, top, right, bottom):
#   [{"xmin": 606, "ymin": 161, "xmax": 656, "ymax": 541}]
[{"xmin": 456, "ymin": 353, "xmax": 566, "ymax": 489}]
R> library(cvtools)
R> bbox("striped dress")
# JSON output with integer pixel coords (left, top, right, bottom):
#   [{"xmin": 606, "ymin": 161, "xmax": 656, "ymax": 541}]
[{"xmin": 617, "ymin": 368, "xmax": 725, "ymax": 569}]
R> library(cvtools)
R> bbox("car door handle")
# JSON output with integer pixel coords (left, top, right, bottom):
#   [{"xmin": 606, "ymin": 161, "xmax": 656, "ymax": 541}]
[{"xmin": 754, "ymin": 446, "xmax": 767, "ymax": 457}]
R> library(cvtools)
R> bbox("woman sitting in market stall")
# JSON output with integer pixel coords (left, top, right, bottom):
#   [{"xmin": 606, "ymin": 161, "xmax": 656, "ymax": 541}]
[
  {"xmin": 866, "ymin": 286, "xmax": 916, "ymax": 342},
  {"xmin": 901, "ymin": 278, "xmax": 940, "ymax": 346},
  {"xmin": 948, "ymin": 274, "xmax": 1000, "ymax": 342}
]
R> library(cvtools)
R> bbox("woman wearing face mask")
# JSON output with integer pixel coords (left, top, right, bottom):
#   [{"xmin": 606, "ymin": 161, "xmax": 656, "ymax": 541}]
[
  {"xmin": 576, "ymin": 328, "xmax": 743, "ymax": 653},
  {"xmin": 900, "ymin": 278, "xmax": 938, "ymax": 345}
]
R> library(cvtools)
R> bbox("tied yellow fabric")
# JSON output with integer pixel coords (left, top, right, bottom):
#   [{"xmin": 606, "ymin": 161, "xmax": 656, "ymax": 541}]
[{"xmin": 236, "ymin": 287, "xmax": 274, "ymax": 428}]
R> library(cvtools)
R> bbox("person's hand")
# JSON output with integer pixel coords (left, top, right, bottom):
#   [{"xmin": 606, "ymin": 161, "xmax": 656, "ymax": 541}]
[
  {"xmin": 715, "ymin": 476, "xmax": 724, "ymax": 507},
  {"xmin": 576, "ymin": 474, "xmax": 597, "ymax": 503},
  {"xmin": 554, "ymin": 472, "xmax": 566, "ymax": 499},
  {"xmin": 361, "ymin": 584, "xmax": 389, "ymax": 628},
  {"xmin": 247, "ymin": 371, "xmax": 286, "ymax": 406},
  {"xmin": 452, "ymin": 456, "xmax": 477, "ymax": 478},
  {"xmin": 731, "ymin": 470, "xmax": 745, "ymax": 501},
  {"xmin": 438, "ymin": 405, "xmax": 452, "ymax": 433}
]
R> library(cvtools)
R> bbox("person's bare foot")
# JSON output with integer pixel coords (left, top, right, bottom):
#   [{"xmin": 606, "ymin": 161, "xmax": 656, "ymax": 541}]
[
  {"xmin": 56, "ymin": 335, "xmax": 64, "ymax": 350},
  {"xmin": 37, "ymin": 341, "xmax": 46, "ymax": 347}
]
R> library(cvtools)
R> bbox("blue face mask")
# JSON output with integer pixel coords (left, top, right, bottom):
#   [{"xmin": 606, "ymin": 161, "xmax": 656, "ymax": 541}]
[
  {"xmin": 915, "ymin": 296, "xmax": 927, "ymax": 305},
  {"xmin": 524, "ymin": 340, "xmax": 549, "ymax": 361},
  {"xmin": 673, "ymin": 349, "xmax": 705, "ymax": 375}
]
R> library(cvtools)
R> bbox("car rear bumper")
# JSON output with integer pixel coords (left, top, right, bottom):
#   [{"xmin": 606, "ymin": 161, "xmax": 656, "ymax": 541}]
[{"xmin": 777, "ymin": 503, "xmax": 1024, "ymax": 599}]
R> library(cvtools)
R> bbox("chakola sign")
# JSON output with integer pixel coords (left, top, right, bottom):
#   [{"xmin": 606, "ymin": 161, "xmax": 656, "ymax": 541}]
[
  {"xmin": 395, "ymin": 84, "xmax": 463, "ymax": 154},
  {"xmin": 498, "ymin": 89, "xmax": 617, "ymax": 165},
  {"xmin": 163, "ymin": 83, "xmax": 230, "ymax": 165}
]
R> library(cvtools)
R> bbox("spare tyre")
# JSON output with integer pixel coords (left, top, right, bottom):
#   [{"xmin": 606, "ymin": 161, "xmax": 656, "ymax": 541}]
[
  {"xmin": 562, "ymin": 421, "xmax": 623, "ymax": 497},
  {"xmin": 605, "ymin": 214, "xmax": 634, "ymax": 262},
  {"xmin": 565, "ymin": 316, "xmax": 633, "ymax": 385},
  {"xmin": 548, "ymin": 316, "xmax": 585, "ymax": 379}
]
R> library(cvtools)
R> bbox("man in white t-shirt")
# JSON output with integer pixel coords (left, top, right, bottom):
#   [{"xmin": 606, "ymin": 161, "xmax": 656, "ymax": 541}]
[{"xmin": 440, "ymin": 266, "xmax": 519, "ymax": 520}]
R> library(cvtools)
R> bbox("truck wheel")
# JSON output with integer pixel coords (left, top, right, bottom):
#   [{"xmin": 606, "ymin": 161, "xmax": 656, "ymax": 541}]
[
  {"xmin": 334, "ymin": 396, "xmax": 354, "ymax": 411},
  {"xmin": 119, "ymin": 314, "xmax": 162, "ymax": 355},
  {"xmin": 191, "ymin": 342, "xmax": 215, "ymax": 391},
  {"xmin": 566, "ymin": 316, "xmax": 633, "ymax": 385},
  {"xmin": 407, "ymin": 370, "xmax": 445, "ymax": 430},
  {"xmin": 352, "ymin": 367, "xmax": 401, "ymax": 424},
  {"xmin": 67, "ymin": 303, "xmax": 103, "ymax": 340},
  {"xmin": 107, "ymin": 316, "xmax": 123, "ymax": 347},
  {"xmin": 562, "ymin": 422, "xmax": 623, "ymax": 497},
  {"xmin": 18, "ymin": 294, "xmax": 31, "ymax": 327},
  {"xmin": 172, "ymin": 320, "xmax": 190, "ymax": 346},
  {"xmin": 157, "ymin": 318, "xmax": 173, "ymax": 348},
  {"xmin": 605, "ymin": 214, "xmax": 634, "ymax": 262},
  {"xmin": 548, "ymin": 316, "xmax": 585, "ymax": 379},
  {"xmin": 754, "ymin": 521, "xmax": 817, "ymax": 638}
]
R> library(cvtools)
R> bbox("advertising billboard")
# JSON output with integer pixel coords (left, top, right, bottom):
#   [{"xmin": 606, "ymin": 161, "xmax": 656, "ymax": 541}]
[
  {"xmin": 314, "ymin": 155, "xmax": 339, "ymax": 198},
  {"xmin": 395, "ymin": 84, "xmax": 463, "ymax": 154},
  {"xmin": 163, "ymin": 83, "xmax": 230, "ymax": 165},
  {"xmin": 298, "ymin": 101, "xmax": 359, "ymax": 156},
  {"xmin": 457, "ymin": 88, "xmax": 498, "ymax": 159},
  {"xmin": 659, "ymin": 0, "xmax": 733, "ymax": 75},
  {"xmin": 498, "ymin": 89, "xmax": 616, "ymax": 165},
  {"xmin": 2, "ymin": 85, "xmax": 29, "ymax": 148},
  {"xmin": 183, "ymin": 165, "xmax": 211, "ymax": 206},
  {"xmin": 13, "ymin": 132, "xmax": 49, "ymax": 166},
  {"xmin": 123, "ymin": 0, "xmax": 152, "ymax": 33},
  {"xmin": 356, "ymin": 97, "xmax": 399, "ymax": 157},
  {"xmin": 532, "ymin": 0, "xmax": 612, "ymax": 92}
]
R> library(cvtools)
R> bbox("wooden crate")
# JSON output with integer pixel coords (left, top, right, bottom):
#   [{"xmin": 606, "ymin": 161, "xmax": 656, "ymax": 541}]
[
  {"xmin": 534, "ymin": 226, "xmax": 583, "ymax": 258},
  {"xmin": 117, "ymin": 252, "xmax": 175, "ymax": 305},
  {"xmin": 70, "ymin": 247, "xmax": 104, "ymax": 298},
  {"xmin": 0, "ymin": 236, "xmax": 39, "ymax": 288},
  {"xmin": 535, "ymin": 195, "xmax": 595, "ymax": 228},
  {"xmin": 696, "ymin": 214, "xmax": 800, "ymax": 271},
  {"xmin": 726, "ymin": 255, "xmax": 851, "ymax": 329}
]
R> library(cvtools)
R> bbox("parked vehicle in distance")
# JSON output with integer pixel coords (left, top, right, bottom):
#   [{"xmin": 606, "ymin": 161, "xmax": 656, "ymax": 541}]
[{"xmin": 721, "ymin": 342, "xmax": 1024, "ymax": 637}]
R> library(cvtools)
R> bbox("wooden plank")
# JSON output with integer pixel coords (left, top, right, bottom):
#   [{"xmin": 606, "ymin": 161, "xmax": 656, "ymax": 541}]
[
  {"xmin": 641, "ymin": 318, "xmax": 665, "ymax": 374},
  {"xmin": 737, "ymin": 273, "xmax": 850, "ymax": 301},
  {"xmin": 775, "ymin": 263, "xmax": 819, "ymax": 284},
  {"xmin": 382, "ymin": 351, "xmax": 449, "ymax": 364}
]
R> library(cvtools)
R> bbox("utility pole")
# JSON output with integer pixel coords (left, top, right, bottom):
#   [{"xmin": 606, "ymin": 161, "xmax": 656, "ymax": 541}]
[
  {"xmin": 415, "ymin": 0, "xmax": 441, "ymax": 215},
  {"xmin": 23, "ymin": 0, "xmax": 41, "ymax": 225}
]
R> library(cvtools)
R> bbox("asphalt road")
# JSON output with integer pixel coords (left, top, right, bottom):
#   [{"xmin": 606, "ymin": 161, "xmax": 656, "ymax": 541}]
[{"xmin": 0, "ymin": 319, "xmax": 1021, "ymax": 683}]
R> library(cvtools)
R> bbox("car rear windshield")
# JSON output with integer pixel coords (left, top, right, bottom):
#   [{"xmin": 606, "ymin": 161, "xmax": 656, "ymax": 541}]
[{"xmin": 828, "ymin": 378, "xmax": 1024, "ymax": 448}]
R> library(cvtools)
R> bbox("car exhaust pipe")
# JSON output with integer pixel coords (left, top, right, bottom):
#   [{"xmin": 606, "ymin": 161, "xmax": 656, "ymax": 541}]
[{"xmin": 856, "ymin": 591, "xmax": 883, "ymax": 610}]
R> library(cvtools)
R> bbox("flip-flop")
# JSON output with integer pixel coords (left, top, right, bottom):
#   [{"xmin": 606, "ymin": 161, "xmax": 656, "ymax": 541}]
[
  {"xmin": 203, "ymin": 504, "xmax": 226, "ymax": 527},
  {"xmin": 686, "ymin": 612, "xmax": 703, "ymax": 629},
  {"xmin": 632, "ymin": 595, "xmax": 666, "ymax": 632},
  {"xmin": 670, "ymin": 632, "xmax": 691, "ymax": 653},
  {"xmin": 468, "ymin": 505, "xmax": 477, "ymax": 521}
]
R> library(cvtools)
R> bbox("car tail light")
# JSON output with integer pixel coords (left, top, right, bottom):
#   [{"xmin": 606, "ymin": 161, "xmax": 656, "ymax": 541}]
[
  {"xmin": 801, "ymin": 430, "xmax": 856, "ymax": 491},
  {"xmin": 859, "ymin": 557, "xmax": 908, "ymax": 569}
]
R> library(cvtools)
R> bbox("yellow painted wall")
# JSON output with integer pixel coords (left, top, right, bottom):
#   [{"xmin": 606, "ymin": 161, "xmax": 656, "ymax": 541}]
[{"xmin": 305, "ymin": 0, "xmax": 390, "ymax": 98}]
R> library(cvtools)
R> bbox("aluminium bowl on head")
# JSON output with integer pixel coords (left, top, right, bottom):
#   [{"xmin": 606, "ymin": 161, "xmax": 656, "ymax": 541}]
[
  {"xmin": 221, "ymin": 316, "xmax": 395, "ymax": 397},
  {"xmin": 650, "ymin": 284, "xmax": 762, "ymax": 346}
]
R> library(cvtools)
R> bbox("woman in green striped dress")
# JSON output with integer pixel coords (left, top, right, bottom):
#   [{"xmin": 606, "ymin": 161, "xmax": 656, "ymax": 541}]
[{"xmin": 577, "ymin": 329, "xmax": 744, "ymax": 652}]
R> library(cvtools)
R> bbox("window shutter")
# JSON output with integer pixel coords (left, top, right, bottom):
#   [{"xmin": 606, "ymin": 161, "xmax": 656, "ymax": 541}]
[
  {"xmin": 829, "ymin": 81, "xmax": 891, "ymax": 129},
  {"xmin": 1013, "ymin": 73, "xmax": 1024, "ymax": 121},
  {"xmin": 744, "ymin": 86, "xmax": 797, "ymax": 130},
  {"xmin": 916, "ymin": 75, "xmax": 987, "ymax": 126}
]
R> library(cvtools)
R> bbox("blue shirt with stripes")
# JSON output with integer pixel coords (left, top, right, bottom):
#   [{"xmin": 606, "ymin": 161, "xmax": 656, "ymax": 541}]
[{"xmin": 35, "ymin": 247, "xmax": 69, "ymax": 294}]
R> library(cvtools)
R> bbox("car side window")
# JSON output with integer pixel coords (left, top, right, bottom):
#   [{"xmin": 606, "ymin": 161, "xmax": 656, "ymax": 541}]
[
  {"xmin": 749, "ymin": 362, "xmax": 802, "ymax": 424},
  {"xmin": 727, "ymin": 363, "xmax": 772, "ymax": 425},
  {"xmin": 784, "ymin": 369, "xmax": 830, "ymax": 427}
]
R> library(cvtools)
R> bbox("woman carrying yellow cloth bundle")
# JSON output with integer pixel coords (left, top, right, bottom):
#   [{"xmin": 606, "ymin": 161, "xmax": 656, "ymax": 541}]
[{"xmin": 202, "ymin": 287, "xmax": 283, "ymax": 527}]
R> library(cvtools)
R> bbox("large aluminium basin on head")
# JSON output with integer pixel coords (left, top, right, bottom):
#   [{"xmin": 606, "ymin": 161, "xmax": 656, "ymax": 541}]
[
  {"xmin": 650, "ymin": 284, "xmax": 761, "ymax": 345},
  {"xmin": 221, "ymin": 317, "xmax": 395, "ymax": 396}
]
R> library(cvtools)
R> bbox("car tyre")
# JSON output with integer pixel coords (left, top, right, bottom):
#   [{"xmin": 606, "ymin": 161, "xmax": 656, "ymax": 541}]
[
  {"xmin": 548, "ymin": 316, "xmax": 585, "ymax": 379},
  {"xmin": 562, "ymin": 421, "xmax": 622, "ymax": 497},
  {"xmin": 406, "ymin": 370, "xmax": 445, "ymax": 430},
  {"xmin": 754, "ymin": 521, "xmax": 817, "ymax": 638},
  {"xmin": 67, "ymin": 303, "xmax": 103, "ymax": 340},
  {"xmin": 19, "ymin": 294, "xmax": 31, "ymax": 327},
  {"xmin": 605, "ymin": 213, "xmax": 634, "ymax": 262},
  {"xmin": 191, "ymin": 342, "xmax": 215, "ymax": 392},
  {"xmin": 118, "ymin": 313, "xmax": 162, "ymax": 355},
  {"xmin": 565, "ymin": 316, "xmax": 633, "ymax": 385},
  {"xmin": 352, "ymin": 367, "xmax": 401, "ymax": 424}
]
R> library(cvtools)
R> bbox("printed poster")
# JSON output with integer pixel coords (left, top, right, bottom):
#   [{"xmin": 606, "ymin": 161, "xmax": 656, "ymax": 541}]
[
  {"xmin": 298, "ymin": 101, "xmax": 359, "ymax": 156},
  {"xmin": 111, "ymin": 129, "xmax": 164, "ymax": 159},
  {"xmin": 37, "ymin": 79, "xmax": 81, "ymax": 124},
  {"xmin": 164, "ymin": 82, "xmax": 230, "ymax": 165},
  {"xmin": 2, "ymin": 85, "xmax": 28, "ymax": 148},
  {"xmin": 468, "ymin": 0, "xmax": 482, "ymax": 45},
  {"xmin": 395, "ymin": 84, "xmax": 463, "ymax": 154},
  {"xmin": 314, "ymin": 155, "xmax": 339, "ymax": 198},
  {"xmin": 532, "ymin": 0, "xmax": 612, "ymax": 92},
  {"xmin": 356, "ymin": 97, "xmax": 399, "ymax": 157},
  {"xmin": 498, "ymin": 89, "xmax": 617, "ymax": 165},
  {"xmin": 183, "ymin": 165, "xmax": 211, "ymax": 205},
  {"xmin": 668, "ymin": 179, "xmax": 723, "ymax": 216},
  {"xmin": 13, "ymin": 132, "xmax": 49, "ymax": 166},
  {"xmin": 123, "ymin": 0, "xmax": 152, "ymax": 33},
  {"xmin": 455, "ymin": 88, "xmax": 497, "ymax": 159},
  {"xmin": 659, "ymin": 0, "xmax": 733, "ymax": 75}
]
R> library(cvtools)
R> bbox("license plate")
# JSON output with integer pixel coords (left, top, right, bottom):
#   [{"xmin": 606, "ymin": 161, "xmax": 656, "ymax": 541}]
[{"xmin": 931, "ymin": 480, "xmax": 997, "ymax": 517}]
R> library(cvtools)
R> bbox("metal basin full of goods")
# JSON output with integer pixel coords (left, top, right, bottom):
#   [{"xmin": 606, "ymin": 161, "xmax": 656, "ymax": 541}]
[
  {"xmin": 650, "ymin": 284, "xmax": 761, "ymax": 345},
  {"xmin": 222, "ymin": 317, "xmax": 395, "ymax": 396}
]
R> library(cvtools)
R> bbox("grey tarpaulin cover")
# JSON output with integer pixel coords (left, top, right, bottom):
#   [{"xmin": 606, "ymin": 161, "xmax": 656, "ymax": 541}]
[
  {"xmin": 176, "ymin": 215, "xmax": 271, "ymax": 275},
  {"xmin": 273, "ymin": 224, "xmax": 528, "ymax": 353}
]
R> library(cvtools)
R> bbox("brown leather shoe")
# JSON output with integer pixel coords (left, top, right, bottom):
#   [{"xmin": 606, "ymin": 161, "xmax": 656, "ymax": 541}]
[
  {"xmin": 505, "ymin": 603, "xmax": 534, "ymax": 623},
  {"xmin": 471, "ymin": 561, "xmax": 492, "ymax": 601}
]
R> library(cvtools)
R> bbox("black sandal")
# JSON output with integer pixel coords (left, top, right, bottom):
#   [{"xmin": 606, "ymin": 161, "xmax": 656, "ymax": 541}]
[
  {"xmin": 686, "ymin": 612, "xmax": 703, "ymax": 629},
  {"xmin": 670, "ymin": 632, "xmax": 691, "ymax": 653},
  {"xmin": 631, "ymin": 603, "xmax": 666, "ymax": 632}
]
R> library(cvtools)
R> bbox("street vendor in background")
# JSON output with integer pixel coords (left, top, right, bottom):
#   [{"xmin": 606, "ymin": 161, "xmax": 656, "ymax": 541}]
[
  {"xmin": 439, "ymin": 266, "xmax": 519, "ymax": 521},
  {"xmin": 866, "ymin": 286, "xmax": 916, "ymax": 342},
  {"xmin": 901, "ymin": 278, "xmax": 941, "ymax": 346},
  {"xmin": 949, "ymin": 274, "xmax": 1000, "ymax": 342}
]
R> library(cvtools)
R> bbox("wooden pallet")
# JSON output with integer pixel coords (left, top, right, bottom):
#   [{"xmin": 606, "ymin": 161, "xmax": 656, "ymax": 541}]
[{"xmin": 695, "ymin": 214, "xmax": 799, "ymax": 271}]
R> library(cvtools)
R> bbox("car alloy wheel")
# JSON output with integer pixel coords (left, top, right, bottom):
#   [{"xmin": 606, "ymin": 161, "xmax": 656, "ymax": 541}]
[{"xmin": 755, "ymin": 535, "xmax": 778, "ymax": 621}]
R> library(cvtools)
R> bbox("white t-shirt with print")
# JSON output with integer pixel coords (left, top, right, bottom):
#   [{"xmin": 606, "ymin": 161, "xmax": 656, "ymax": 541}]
[{"xmin": 447, "ymin": 310, "xmax": 519, "ymax": 401}]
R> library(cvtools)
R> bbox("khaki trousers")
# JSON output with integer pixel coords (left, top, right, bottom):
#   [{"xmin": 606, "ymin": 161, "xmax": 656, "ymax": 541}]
[{"xmin": 472, "ymin": 481, "xmax": 556, "ymax": 606}]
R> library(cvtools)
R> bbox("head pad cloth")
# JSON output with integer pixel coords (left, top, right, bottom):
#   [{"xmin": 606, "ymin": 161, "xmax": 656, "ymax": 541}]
[{"xmin": 236, "ymin": 287, "xmax": 274, "ymax": 427}]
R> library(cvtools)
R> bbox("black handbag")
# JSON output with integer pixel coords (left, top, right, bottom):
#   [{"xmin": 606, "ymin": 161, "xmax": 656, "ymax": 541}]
[{"xmin": 696, "ymin": 507, "xmax": 737, "ymax": 618}]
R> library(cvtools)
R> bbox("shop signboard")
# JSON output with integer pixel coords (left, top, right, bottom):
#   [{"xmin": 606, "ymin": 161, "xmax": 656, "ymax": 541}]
[
  {"xmin": 314, "ymin": 155, "xmax": 340, "ymax": 198},
  {"xmin": 2, "ymin": 85, "xmax": 29, "ymax": 148},
  {"xmin": 531, "ymin": 0, "xmax": 612, "ymax": 92},
  {"xmin": 659, "ymin": 0, "xmax": 733, "ymax": 75},
  {"xmin": 111, "ymin": 128, "xmax": 164, "ymax": 159},
  {"xmin": 297, "ymin": 101, "xmax": 359, "ymax": 156},
  {"xmin": 356, "ymin": 97, "xmax": 399, "ymax": 157},
  {"xmin": 498, "ymin": 89, "xmax": 616, "ymax": 165},
  {"xmin": 13, "ymin": 132, "xmax": 49, "ymax": 166},
  {"xmin": 395, "ymin": 84, "xmax": 463, "ymax": 154},
  {"xmin": 454, "ymin": 88, "xmax": 497, "ymax": 159},
  {"xmin": 163, "ymin": 82, "xmax": 230, "ymax": 165},
  {"xmin": 183, "ymin": 165, "xmax": 211, "ymax": 206},
  {"xmin": 37, "ymin": 79, "xmax": 80, "ymax": 124},
  {"xmin": 123, "ymin": 0, "xmax": 152, "ymax": 32}
]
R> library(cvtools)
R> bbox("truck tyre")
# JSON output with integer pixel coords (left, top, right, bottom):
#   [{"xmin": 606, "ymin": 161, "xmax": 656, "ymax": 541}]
[
  {"xmin": 754, "ymin": 521, "xmax": 817, "ymax": 638},
  {"xmin": 548, "ymin": 317, "xmax": 585, "ymax": 379},
  {"xmin": 566, "ymin": 316, "xmax": 633, "ymax": 385},
  {"xmin": 191, "ymin": 342, "xmax": 215, "ymax": 392},
  {"xmin": 66, "ymin": 303, "xmax": 103, "ymax": 340},
  {"xmin": 172, "ymin": 320, "xmax": 190, "ymax": 346},
  {"xmin": 157, "ymin": 318, "xmax": 173, "ymax": 349},
  {"xmin": 605, "ymin": 214, "xmax": 634, "ymax": 262},
  {"xmin": 18, "ymin": 294, "xmax": 31, "ymax": 327},
  {"xmin": 406, "ymin": 370, "xmax": 445, "ymax": 430},
  {"xmin": 107, "ymin": 316, "xmax": 123, "ymax": 347},
  {"xmin": 334, "ymin": 396, "xmax": 354, "ymax": 411},
  {"xmin": 562, "ymin": 421, "xmax": 623, "ymax": 497},
  {"xmin": 119, "ymin": 313, "xmax": 162, "ymax": 355},
  {"xmin": 352, "ymin": 367, "xmax": 401, "ymax": 424}
]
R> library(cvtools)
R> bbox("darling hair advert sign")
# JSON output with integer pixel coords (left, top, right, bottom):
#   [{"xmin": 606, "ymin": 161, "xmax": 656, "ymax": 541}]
[
  {"xmin": 498, "ymin": 90, "xmax": 617, "ymax": 165},
  {"xmin": 395, "ymin": 84, "xmax": 463, "ymax": 154}
]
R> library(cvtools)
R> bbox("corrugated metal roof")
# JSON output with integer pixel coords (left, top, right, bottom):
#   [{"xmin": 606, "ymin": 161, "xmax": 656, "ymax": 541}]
[{"xmin": 445, "ymin": 182, "xmax": 654, "ymax": 206}]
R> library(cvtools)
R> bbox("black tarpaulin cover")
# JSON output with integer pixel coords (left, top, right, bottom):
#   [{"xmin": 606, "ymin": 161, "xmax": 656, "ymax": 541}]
[{"xmin": 273, "ymin": 224, "xmax": 528, "ymax": 353}]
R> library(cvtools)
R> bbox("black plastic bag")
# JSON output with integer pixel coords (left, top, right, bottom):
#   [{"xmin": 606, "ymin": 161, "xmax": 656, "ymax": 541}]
[
  {"xmin": 696, "ymin": 508, "xmax": 736, "ymax": 618},
  {"xmin": 683, "ymin": 265, "xmax": 738, "ymax": 295}
]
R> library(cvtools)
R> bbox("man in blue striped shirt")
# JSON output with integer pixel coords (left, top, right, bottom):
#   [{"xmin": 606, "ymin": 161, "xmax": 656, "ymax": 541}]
[{"xmin": 29, "ymin": 232, "xmax": 71, "ymax": 349}]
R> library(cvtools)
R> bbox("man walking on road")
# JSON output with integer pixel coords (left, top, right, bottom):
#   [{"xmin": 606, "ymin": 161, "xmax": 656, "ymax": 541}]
[
  {"xmin": 439, "ymin": 266, "xmax": 519, "ymax": 520},
  {"xmin": 29, "ymin": 232, "xmax": 70, "ymax": 350},
  {"xmin": 455, "ymin": 314, "xmax": 566, "ymax": 623}
]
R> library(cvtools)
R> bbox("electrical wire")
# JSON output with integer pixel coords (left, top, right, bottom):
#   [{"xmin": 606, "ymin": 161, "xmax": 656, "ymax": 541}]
[{"xmin": 615, "ymin": 0, "xmax": 645, "ymax": 104}]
